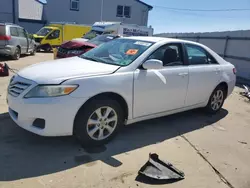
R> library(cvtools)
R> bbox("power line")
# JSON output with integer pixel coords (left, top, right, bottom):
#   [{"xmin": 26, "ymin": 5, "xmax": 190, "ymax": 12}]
[
  {"xmin": 162, "ymin": 9, "xmax": 249, "ymax": 19},
  {"xmin": 153, "ymin": 5, "xmax": 250, "ymax": 12}
]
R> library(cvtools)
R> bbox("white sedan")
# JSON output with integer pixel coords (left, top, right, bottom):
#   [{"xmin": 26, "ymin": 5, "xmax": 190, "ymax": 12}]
[{"xmin": 7, "ymin": 37, "xmax": 236, "ymax": 146}]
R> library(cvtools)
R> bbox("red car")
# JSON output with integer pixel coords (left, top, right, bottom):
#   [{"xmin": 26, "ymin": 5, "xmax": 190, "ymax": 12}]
[{"xmin": 56, "ymin": 34, "xmax": 120, "ymax": 59}]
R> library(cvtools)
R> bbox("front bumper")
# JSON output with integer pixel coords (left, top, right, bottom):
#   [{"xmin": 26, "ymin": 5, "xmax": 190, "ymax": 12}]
[
  {"xmin": 8, "ymin": 94, "xmax": 88, "ymax": 136},
  {"xmin": 7, "ymin": 76, "xmax": 88, "ymax": 136}
]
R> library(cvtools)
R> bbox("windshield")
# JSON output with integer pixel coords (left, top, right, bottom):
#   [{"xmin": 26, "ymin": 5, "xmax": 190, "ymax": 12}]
[
  {"xmin": 80, "ymin": 38, "xmax": 154, "ymax": 66},
  {"xmin": 83, "ymin": 30, "xmax": 103, "ymax": 40},
  {"xmin": 87, "ymin": 35, "xmax": 117, "ymax": 46},
  {"xmin": 36, "ymin": 28, "xmax": 52, "ymax": 36}
]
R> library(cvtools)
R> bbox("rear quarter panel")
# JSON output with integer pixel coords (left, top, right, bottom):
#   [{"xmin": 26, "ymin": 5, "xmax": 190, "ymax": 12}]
[
  {"xmin": 220, "ymin": 63, "xmax": 236, "ymax": 96},
  {"xmin": 5, "ymin": 26, "xmax": 21, "ymax": 52}
]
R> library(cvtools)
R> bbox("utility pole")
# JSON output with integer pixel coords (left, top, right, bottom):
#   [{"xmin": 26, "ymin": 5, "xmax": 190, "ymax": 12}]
[
  {"xmin": 12, "ymin": 0, "xmax": 16, "ymax": 23},
  {"xmin": 100, "ymin": 0, "xmax": 104, "ymax": 21}
]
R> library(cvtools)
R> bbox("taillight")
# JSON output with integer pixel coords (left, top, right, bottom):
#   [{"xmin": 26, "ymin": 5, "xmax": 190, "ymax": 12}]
[
  {"xmin": 233, "ymin": 67, "xmax": 237, "ymax": 75},
  {"xmin": 0, "ymin": 35, "xmax": 11, "ymax": 40}
]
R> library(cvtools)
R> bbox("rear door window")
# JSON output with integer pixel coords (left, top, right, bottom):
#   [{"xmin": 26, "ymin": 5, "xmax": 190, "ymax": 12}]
[
  {"xmin": 185, "ymin": 44, "xmax": 218, "ymax": 65},
  {"xmin": 0, "ymin": 25, "xmax": 6, "ymax": 36},
  {"xmin": 10, "ymin": 27, "xmax": 19, "ymax": 36}
]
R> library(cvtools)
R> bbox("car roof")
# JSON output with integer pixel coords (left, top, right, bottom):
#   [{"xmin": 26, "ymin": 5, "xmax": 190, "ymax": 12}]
[
  {"xmin": 124, "ymin": 36, "xmax": 203, "ymax": 45},
  {"xmin": 0, "ymin": 23, "xmax": 22, "ymax": 27}
]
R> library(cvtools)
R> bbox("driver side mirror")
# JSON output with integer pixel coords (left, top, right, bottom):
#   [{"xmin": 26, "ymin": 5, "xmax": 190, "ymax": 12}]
[{"xmin": 142, "ymin": 59, "xmax": 163, "ymax": 70}]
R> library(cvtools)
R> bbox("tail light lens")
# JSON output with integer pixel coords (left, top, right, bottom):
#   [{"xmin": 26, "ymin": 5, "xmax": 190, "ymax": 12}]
[
  {"xmin": 0, "ymin": 35, "xmax": 11, "ymax": 40},
  {"xmin": 233, "ymin": 67, "xmax": 237, "ymax": 75}
]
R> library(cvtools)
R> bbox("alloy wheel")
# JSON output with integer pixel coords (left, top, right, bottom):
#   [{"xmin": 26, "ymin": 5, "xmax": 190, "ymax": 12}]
[
  {"xmin": 86, "ymin": 106, "xmax": 118, "ymax": 140},
  {"xmin": 16, "ymin": 48, "xmax": 20, "ymax": 59},
  {"xmin": 211, "ymin": 90, "xmax": 224, "ymax": 111}
]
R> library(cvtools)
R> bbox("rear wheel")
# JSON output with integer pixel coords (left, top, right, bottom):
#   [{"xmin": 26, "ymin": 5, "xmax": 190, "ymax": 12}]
[
  {"xmin": 12, "ymin": 47, "xmax": 21, "ymax": 60},
  {"xmin": 205, "ymin": 86, "xmax": 226, "ymax": 114},
  {"xmin": 74, "ymin": 99, "xmax": 124, "ymax": 147},
  {"xmin": 30, "ymin": 46, "xmax": 36, "ymax": 56}
]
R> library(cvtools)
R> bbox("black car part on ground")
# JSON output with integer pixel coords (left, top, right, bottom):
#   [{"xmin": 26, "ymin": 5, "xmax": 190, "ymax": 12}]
[
  {"xmin": 138, "ymin": 153, "xmax": 185, "ymax": 181},
  {"xmin": 240, "ymin": 85, "xmax": 250, "ymax": 100},
  {"xmin": 0, "ymin": 62, "xmax": 18, "ymax": 76}
]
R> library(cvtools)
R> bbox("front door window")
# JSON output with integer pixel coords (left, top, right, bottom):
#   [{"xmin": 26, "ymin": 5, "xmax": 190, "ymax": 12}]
[{"xmin": 46, "ymin": 30, "xmax": 60, "ymax": 40}]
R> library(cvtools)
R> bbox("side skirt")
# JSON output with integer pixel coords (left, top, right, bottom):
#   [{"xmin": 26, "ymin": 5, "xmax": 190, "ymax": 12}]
[{"xmin": 125, "ymin": 102, "xmax": 207, "ymax": 125}]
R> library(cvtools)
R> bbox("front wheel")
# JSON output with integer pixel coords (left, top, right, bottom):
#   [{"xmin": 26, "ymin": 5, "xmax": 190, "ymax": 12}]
[
  {"xmin": 205, "ymin": 86, "xmax": 226, "ymax": 114},
  {"xmin": 74, "ymin": 99, "xmax": 124, "ymax": 147}
]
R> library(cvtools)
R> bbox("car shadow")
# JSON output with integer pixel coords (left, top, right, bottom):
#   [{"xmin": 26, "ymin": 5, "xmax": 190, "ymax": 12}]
[
  {"xmin": 0, "ymin": 54, "xmax": 30, "ymax": 62},
  {"xmin": 0, "ymin": 109, "xmax": 228, "ymax": 181},
  {"xmin": 37, "ymin": 50, "xmax": 53, "ymax": 53}
]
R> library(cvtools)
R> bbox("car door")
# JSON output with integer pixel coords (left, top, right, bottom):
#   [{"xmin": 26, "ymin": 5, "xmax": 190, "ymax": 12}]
[
  {"xmin": 184, "ymin": 43, "xmax": 222, "ymax": 106},
  {"xmin": 43, "ymin": 29, "xmax": 61, "ymax": 47},
  {"xmin": 133, "ymin": 43, "xmax": 189, "ymax": 118},
  {"xmin": 25, "ymin": 30, "xmax": 34, "ymax": 51},
  {"xmin": 17, "ymin": 27, "xmax": 28, "ymax": 53}
]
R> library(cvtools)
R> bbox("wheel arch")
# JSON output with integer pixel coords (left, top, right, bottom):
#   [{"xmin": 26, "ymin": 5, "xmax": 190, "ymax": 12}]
[
  {"xmin": 74, "ymin": 92, "xmax": 129, "ymax": 127},
  {"xmin": 16, "ymin": 45, "xmax": 21, "ymax": 53},
  {"xmin": 217, "ymin": 82, "xmax": 228, "ymax": 97},
  {"xmin": 206, "ymin": 81, "xmax": 229, "ymax": 106}
]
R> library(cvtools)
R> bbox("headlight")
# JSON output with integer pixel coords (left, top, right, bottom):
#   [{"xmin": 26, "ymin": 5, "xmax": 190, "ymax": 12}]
[
  {"xmin": 9, "ymin": 75, "xmax": 15, "ymax": 84},
  {"xmin": 24, "ymin": 85, "xmax": 78, "ymax": 98}
]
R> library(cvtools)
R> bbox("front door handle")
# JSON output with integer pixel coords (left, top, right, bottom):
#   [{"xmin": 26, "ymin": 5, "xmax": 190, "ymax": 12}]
[{"xmin": 178, "ymin": 73, "xmax": 188, "ymax": 76}]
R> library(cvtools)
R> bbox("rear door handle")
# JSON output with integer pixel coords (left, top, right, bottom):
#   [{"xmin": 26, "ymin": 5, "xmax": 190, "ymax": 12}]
[{"xmin": 178, "ymin": 73, "xmax": 188, "ymax": 76}]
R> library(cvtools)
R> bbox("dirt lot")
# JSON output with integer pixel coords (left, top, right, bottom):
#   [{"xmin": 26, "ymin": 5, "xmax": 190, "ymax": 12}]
[{"xmin": 0, "ymin": 54, "xmax": 250, "ymax": 188}]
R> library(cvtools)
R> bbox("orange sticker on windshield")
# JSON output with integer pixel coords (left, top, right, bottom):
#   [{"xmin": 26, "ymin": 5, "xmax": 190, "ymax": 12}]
[{"xmin": 126, "ymin": 49, "xmax": 138, "ymax": 55}]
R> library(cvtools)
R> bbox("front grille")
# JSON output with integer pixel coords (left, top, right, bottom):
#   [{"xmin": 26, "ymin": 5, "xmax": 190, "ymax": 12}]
[
  {"xmin": 57, "ymin": 47, "xmax": 69, "ymax": 55},
  {"xmin": 8, "ymin": 81, "xmax": 31, "ymax": 97},
  {"xmin": 35, "ymin": 38, "xmax": 42, "ymax": 43}
]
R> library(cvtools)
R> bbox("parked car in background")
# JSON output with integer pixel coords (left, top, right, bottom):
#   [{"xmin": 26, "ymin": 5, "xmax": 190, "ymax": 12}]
[
  {"xmin": 55, "ymin": 34, "xmax": 120, "ymax": 59},
  {"xmin": 33, "ymin": 23, "xmax": 91, "ymax": 52},
  {"xmin": 0, "ymin": 23, "xmax": 36, "ymax": 60},
  {"xmin": 7, "ymin": 37, "xmax": 236, "ymax": 146}
]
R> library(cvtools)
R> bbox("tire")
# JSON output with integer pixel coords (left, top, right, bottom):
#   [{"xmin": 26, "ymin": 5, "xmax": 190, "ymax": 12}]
[
  {"xmin": 74, "ymin": 99, "xmax": 124, "ymax": 147},
  {"xmin": 205, "ymin": 86, "xmax": 226, "ymax": 114},
  {"xmin": 44, "ymin": 45, "xmax": 52, "ymax": 52},
  {"xmin": 12, "ymin": 47, "xmax": 21, "ymax": 60},
  {"xmin": 30, "ymin": 46, "xmax": 36, "ymax": 56}
]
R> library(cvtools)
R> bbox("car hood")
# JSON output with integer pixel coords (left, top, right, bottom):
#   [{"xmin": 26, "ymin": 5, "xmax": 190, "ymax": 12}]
[
  {"xmin": 61, "ymin": 38, "xmax": 96, "ymax": 49},
  {"xmin": 18, "ymin": 57, "xmax": 120, "ymax": 84},
  {"xmin": 33, "ymin": 34, "xmax": 44, "ymax": 39}
]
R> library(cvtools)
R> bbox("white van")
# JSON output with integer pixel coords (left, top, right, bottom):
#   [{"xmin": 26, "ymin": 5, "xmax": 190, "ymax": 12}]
[{"xmin": 83, "ymin": 22, "xmax": 154, "ymax": 40}]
